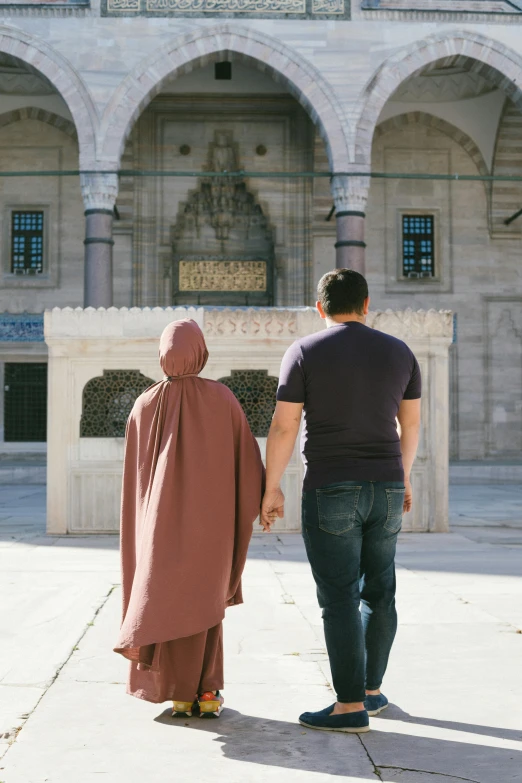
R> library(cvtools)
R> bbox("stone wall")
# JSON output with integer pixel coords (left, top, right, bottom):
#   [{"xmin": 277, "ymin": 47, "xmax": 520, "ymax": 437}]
[
  {"xmin": 45, "ymin": 306, "xmax": 452, "ymax": 535},
  {"xmin": 1, "ymin": 19, "xmax": 522, "ymax": 465},
  {"xmin": 367, "ymin": 118, "xmax": 522, "ymax": 459},
  {"xmin": 0, "ymin": 116, "xmax": 83, "ymax": 311}
]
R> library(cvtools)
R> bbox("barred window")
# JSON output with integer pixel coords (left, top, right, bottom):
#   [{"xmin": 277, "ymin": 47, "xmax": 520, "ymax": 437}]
[
  {"xmin": 4, "ymin": 363, "xmax": 47, "ymax": 442},
  {"xmin": 11, "ymin": 211, "xmax": 44, "ymax": 275},
  {"xmin": 218, "ymin": 370, "xmax": 278, "ymax": 438},
  {"xmin": 80, "ymin": 370, "xmax": 155, "ymax": 438},
  {"xmin": 402, "ymin": 215, "xmax": 435, "ymax": 279}
]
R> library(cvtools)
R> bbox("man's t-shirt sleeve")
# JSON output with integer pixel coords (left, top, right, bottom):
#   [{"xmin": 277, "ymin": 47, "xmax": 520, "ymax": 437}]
[
  {"xmin": 403, "ymin": 353, "xmax": 422, "ymax": 400},
  {"xmin": 277, "ymin": 341, "xmax": 306, "ymax": 403}
]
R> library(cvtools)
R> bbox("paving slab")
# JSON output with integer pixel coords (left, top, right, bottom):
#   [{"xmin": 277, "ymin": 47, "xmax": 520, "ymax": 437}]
[{"xmin": 1, "ymin": 484, "xmax": 522, "ymax": 782}]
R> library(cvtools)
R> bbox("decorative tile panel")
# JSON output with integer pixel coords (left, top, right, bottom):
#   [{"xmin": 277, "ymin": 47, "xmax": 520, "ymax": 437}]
[{"xmin": 0, "ymin": 314, "xmax": 44, "ymax": 342}]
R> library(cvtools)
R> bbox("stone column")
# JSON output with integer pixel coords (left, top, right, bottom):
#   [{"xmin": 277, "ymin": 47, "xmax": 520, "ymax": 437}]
[
  {"xmin": 331, "ymin": 174, "xmax": 370, "ymax": 274},
  {"xmin": 80, "ymin": 173, "xmax": 119, "ymax": 308}
]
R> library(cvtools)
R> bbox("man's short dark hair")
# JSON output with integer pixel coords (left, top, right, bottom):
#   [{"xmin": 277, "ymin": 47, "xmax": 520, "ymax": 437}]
[{"xmin": 317, "ymin": 269, "xmax": 369, "ymax": 316}]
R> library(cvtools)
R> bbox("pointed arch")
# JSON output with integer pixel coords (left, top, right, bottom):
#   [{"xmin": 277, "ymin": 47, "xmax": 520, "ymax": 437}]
[
  {"xmin": 0, "ymin": 106, "xmax": 77, "ymax": 139},
  {"xmin": 354, "ymin": 31, "xmax": 522, "ymax": 166},
  {"xmin": 0, "ymin": 25, "xmax": 96, "ymax": 167},
  {"xmin": 374, "ymin": 111, "xmax": 489, "ymax": 178},
  {"xmin": 98, "ymin": 24, "xmax": 350, "ymax": 172}
]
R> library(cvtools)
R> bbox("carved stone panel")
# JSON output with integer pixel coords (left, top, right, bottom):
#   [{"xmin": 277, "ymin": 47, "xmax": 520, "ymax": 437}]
[
  {"xmin": 171, "ymin": 130, "xmax": 274, "ymax": 306},
  {"xmin": 179, "ymin": 260, "xmax": 267, "ymax": 292}
]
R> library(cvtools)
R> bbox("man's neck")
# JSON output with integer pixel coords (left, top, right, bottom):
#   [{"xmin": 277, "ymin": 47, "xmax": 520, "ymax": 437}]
[{"xmin": 325, "ymin": 314, "xmax": 366, "ymax": 329}]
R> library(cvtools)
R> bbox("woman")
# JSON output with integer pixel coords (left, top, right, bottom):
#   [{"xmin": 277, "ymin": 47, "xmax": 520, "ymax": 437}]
[{"xmin": 114, "ymin": 319, "xmax": 264, "ymax": 719}]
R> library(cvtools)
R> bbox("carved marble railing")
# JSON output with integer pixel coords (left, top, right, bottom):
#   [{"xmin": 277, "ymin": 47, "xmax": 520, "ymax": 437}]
[
  {"xmin": 45, "ymin": 305, "xmax": 452, "ymax": 339},
  {"xmin": 45, "ymin": 306, "xmax": 452, "ymax": 535}
]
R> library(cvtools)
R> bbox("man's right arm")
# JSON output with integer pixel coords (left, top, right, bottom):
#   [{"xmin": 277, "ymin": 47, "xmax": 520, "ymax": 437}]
[
  {"xmin": 397, "ymin": 398, "xmax": 421, "ymax": 513},
  {"xmin": 261, "ymin": 341, "xmax": 305, "ymax": 532}
]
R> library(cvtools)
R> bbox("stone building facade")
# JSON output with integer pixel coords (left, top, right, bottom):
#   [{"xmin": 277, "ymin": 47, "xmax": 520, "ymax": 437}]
[{"xmin": 0, "ymin": 1, "xmax": 521, "ymax": 466}]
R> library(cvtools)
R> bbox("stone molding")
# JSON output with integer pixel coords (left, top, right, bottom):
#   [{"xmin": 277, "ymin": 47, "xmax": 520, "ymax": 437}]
[
  {"xmin": 80, "ymin": 173, "xmax": 119, "ymax": 211},
  {"xmin": 0, "ymin": 24, "xmax": 96, "ymax": 167},
  {"xmin": 44, "ymin": 306, "xmax": 453, "ymax": 341},
  {"xmin": 97, "ymin": 23, "xmax": 350, "ymax": 172},
  {"xmin": 354, "ymin": 30, "xmax": 522, "ymax": 165},
  {"xmin": 0, "ymin": 106, "xmax": 77, "ymax": 138},
  {"xmin": 0, "ymin": 5, "xmax": 91, "ymax": 16},
  {"xmin": 44, "ymin": 306, "xmax": 205, "ymax": 339},
  {"xmin": 367, "ymin": 308, "xmax": 453, "ymax": 339}
]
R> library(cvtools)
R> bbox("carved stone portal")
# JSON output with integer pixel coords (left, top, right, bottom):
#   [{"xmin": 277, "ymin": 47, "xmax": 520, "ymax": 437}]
[{"xmin": 170, "ymin": 131, "xmax": 274, "ymax": 306}]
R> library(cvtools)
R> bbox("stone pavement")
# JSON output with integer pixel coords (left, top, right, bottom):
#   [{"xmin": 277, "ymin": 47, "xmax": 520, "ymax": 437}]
[{"xmin": 0, "ymin": 485, "xmax": 521, "ymax": 783}]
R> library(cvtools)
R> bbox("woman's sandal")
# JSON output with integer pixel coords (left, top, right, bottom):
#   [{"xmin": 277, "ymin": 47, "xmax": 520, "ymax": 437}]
[
  {"xmin": 198, "ymin": 691, "xmax": 224, "ymax": 719},
  {"xmin": 172, "ymin": 698, "xmax": 198, "ymax": 718}
]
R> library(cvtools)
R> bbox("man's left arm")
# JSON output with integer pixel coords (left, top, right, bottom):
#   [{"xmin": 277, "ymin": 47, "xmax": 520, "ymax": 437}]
[{"xmin": 260, "ymin": 401, "xmax": 303, "ymax": 532}]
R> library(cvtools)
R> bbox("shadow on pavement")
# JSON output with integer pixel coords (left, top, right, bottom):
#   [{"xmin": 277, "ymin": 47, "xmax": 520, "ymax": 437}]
[
  {"xmin": 380, "ymin": 703, "xmax": 522, "ymax": 743},
  {"xmin": 154, "ymin": 707, "xmax": 522, "ymax": 781}
]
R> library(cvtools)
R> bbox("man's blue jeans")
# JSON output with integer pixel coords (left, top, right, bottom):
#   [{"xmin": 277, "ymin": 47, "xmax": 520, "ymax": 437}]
[{"xmin": 302, "ymin": 480, "xmax": 405, "ymax": 703}]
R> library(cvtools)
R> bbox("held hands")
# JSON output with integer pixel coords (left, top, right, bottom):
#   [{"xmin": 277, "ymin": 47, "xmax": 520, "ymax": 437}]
[
  {"xmin": 260, "ymin": 487, "xmax": 285, "ymax": 533},
  {"xmin": 403, "ymin": 477, "xmax": 413, "ymax": 514}
]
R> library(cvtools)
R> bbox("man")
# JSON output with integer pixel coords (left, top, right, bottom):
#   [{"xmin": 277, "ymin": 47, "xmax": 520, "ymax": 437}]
[{"xmin": 261, "ymin": 269, "xmax": 421, "ymax": 733}]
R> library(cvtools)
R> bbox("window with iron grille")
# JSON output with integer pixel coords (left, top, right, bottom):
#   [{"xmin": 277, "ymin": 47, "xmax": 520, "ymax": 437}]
[
  {"xmin": 401, "ymin": 215, "xmax": 435, "ymax": 279},
  {"xmin": 4, "ymin": 363, "xmax": 47, "ymax": 442},
  {"xmin": 11, "ymin": 211, "xmax": 44, "ymax": 275}
]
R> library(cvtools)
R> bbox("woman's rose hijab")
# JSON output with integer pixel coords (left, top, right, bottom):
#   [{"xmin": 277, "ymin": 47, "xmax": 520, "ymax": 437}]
[{"xmin": 114, "ymin": 319, "xmax": 264, "ymax": 668}]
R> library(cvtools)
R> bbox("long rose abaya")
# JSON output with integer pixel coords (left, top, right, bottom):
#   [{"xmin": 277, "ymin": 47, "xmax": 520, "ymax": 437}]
[{"xmin": 114, "ymin": 319, "xmax": 264, "ymax": 703}]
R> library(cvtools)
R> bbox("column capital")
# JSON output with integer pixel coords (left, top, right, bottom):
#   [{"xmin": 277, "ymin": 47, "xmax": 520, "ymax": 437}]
[
  {"xmin": 80, "ymin": 172, "xmax": 119, "ymax": 212},
  {"xmin": 331, "ymin": 172, "xmax": 370, "ymax": 214}
]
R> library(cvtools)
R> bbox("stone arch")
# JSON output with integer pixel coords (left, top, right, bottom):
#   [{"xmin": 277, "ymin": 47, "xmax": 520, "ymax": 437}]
[
  {"xmin": 0, "ymin": 106, "xmax": 77, "ymax": 139},
  {"xmin": 374, "ymin": 111, "xmax": 490, "ymax": 199},
  {"xmin": 491, "ymin": 98, "xmax": 522, "ymax": 232},
  {"xmin": 0, "ymin": 25, "xmax": 96, "ymax": 166},
  {"xmin": 99, "ymin": 24, "xmax": 350, "ymax": 172},
  {"xmin": 354, "ymin": 31, "xmax": 522, "ymax": 165}
]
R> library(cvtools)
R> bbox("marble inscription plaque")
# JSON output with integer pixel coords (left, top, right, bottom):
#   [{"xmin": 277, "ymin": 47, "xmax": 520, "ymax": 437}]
[
  {"xmin": 147, "ymin": 0, "xmax": 304, "ymax": 10},
  {"xmin": 105, "ymin": 0, "xmax": 347, "ymax": 14},
  {"xmin": 179, "ymin": 260, "xmax": 267, "ymax": 292}
]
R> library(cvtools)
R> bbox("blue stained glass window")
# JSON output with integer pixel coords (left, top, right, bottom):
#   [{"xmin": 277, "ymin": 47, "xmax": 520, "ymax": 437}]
[{"xmin": 11, "ymin": 211, "xmax": 44, "ymax": 275}]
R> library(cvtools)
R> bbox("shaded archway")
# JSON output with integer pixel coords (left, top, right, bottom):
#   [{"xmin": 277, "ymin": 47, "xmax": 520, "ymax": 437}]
[
  {"xmin": 354, "ymin": 30, "xmax": 522, "ymax": 165},
  {"xmin": 374, "ymin": 111, "xmax": 490, "ymax": 203},
  {"xmin": 0, "ymin": 106, "xmax": 77, "ymax": 139},
  {"xmin": 98, "ymin": 24, "xmax": 350, "ymax": 172},
  {"xmin": 0, "ymin": 25, "xmax": 96, "ymax": 166}
]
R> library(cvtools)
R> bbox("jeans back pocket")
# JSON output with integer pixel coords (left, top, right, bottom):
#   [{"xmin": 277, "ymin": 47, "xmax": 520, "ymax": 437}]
[
  {"xmin": 384, "ymin": 488, "xmax": 405, "ymax": 533},
  {"xmin": 316, "ymin": 484, "xmax": 362, "ymax": 535}
]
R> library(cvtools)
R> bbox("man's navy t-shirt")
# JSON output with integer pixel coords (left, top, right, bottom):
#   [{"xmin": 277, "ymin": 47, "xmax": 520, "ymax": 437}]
[{"xmin": 277, "ymin": 321, "xmax": 421, "ymax": 491}]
